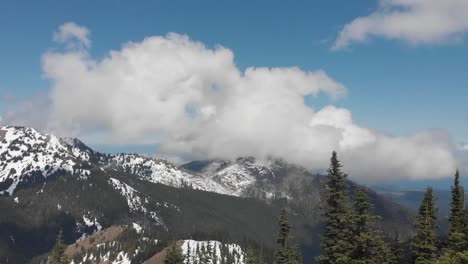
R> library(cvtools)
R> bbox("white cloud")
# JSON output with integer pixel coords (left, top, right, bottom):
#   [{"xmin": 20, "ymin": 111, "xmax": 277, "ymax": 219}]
[
  {"xmin": 53, "ymin": 22, "xmax": 91, "ymax": 49},
  {"xmin": 4, "ymin": 22, "xmax": 460, "ymax": 180},
  {"xmin": 333, "ymin": 0, "xmax": 468, "ymax": 50},
  {"xmin": 461, "ymin": 143, "xmax": 468, "ymax": 151}
]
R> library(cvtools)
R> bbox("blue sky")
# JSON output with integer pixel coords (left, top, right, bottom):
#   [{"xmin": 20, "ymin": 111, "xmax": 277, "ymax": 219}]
[
  {"xmin": 0, "ymin": 0, "xmax": 467, "ymax": 185},
  {"xmin": 1, "ymin": 0, "xmax": 466, "ymax": 141}
]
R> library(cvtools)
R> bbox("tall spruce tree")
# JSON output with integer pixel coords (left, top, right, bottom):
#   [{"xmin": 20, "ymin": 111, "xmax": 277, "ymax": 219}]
[
  {"xmin": 50, "ymin": 229, "xmax": 68, "ymax": 264},
  {"xmin": 274, "ymin": 209, "xmax": 303, "ymax": 264},
  {"xmin": 317, "ymin": 151, "xmax": 353, "ymax": 264},
  {"xmin": 438, "ymin": 170, "xmax": 468, "ymax": 263},
  {"xmin": 277, "ymin": 209, "xmax": 291, "ymax": 248},
  {"xmin": 165, "ymin": 241, "xmax": 185, "ymax": 264},
  {"xmin": 349, "ymin": 187, "xmax": 389, "ymax": 264},
  {"xmin": 448, "ymin": 170, "xmax": 466, "ymax": 252},
  {"xmin": 412, "ymin": 187, "xmax": 438, "ymax": 264}
]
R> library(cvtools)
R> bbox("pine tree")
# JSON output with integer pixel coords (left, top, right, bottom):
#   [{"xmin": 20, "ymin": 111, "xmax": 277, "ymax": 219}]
[
  {"xmin": 317, "ymin": 151, "xmax": 353, "ymax": 264},
  {"xmin": 277, "ymin": 209, "xmax": 291, "ymax": 248},
  {"xmin": 349, "ymin": 187, "xmax": 389, "ymax": 264},
  {"xmin": 412, "ymin": 187, "xmax": 438, "ymax": 264},
  {"xmin": 50, "ymin": 229, "xmax": 68, "ymax": 264},
  {"xmin": 165, "ymin": 241, "xmax": 185, "ymax": 264},
  {"xmin": 438, "ymin": 170, "xmax": 468, "ymax": 263},
  {"xmin": 273, "ymin": 209, "xmax": 303, "ymax": 264},
  {"xmin": 448, "ymin": 170, "xmax": 466, "ymax": 252}
]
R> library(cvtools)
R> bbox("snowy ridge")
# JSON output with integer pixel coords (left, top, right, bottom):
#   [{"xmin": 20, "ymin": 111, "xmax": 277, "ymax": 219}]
[
  {"xmin": 0, "ymin": 126, "xmax": 280, "ymax": 199},
  {"xmin": 111, "ymin": 154, "xmax": 231, "ymax": 195},
  {"xmin": 210, "ymin": 158, "xmax": 277, "ymax": 196},
  {"xmin": 182, "ymin": 240, "xmax": 245, "ymax": 264},
  {"xmin": 0, "ymin": 126, "xmax": 94, "ymax": 195}
]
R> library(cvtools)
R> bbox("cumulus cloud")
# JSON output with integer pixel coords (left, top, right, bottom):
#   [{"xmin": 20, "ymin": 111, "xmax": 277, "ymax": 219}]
[
  {"xmin": 53, "ymin": 22, "xmax": 91, "ymax": 49},
  {"xmin": 333, "ymin": 0, "xmax": 468, "ymax": 50},
  {"xmin": 5, "ymin": 22, "xmax": 460, "ymax": 180}
]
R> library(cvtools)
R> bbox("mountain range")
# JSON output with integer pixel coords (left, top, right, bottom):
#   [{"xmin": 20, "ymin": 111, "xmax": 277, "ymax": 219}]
[{"xmin": 0, "ymin": 126, "xmax": 415, "ymax": 263}]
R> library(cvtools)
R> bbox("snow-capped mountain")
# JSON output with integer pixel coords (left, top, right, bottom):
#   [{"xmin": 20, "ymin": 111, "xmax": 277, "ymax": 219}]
[
  {"xmin": 0, "ymin": 126, "xmax": 312, "ymax": 199},
  {"xmin": 0, "ymin": 126, "xmax": 230, "ymax": 196},
  {"xmin": 110, "ymin": 154, "xmax": 230, "ymax": 195},
  {"xmin": 0, "ymin": 126, "xmax": 416, "ymax": 264},
  {"xmin": 0, "ymin": 126, "xmax": 101, "ymax": 195},
  {"xmin": 181, "ymin": 157, "xmax": 314, "ymax": 198}
]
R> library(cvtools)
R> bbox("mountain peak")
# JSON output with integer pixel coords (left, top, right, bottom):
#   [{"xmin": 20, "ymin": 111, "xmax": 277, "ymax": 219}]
[{"xmin": 0, "ymin": 126, "xmax": 94, "ymax": 195}]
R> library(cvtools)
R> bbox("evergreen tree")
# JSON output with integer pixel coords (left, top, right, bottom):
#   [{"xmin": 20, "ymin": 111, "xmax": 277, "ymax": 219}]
[
  {"xmin": 448, "ymin": 170, "xmax": 466, "ymax": 252},
  {"xmin": 165, "ymin": 241, "xmax": 185, "ymax": 264},
  {"xmin": 412, "ymin": 187, "xmax": 438, "ymax": 264},
  {"xmin": 246, "ymin": 247, "xmax": 258, "ymax": 264},
  {"xmin": 273, "ymin": 209, "xmax": 303, "ymax": 264},
  {"xmin": 438, "ymin": 170, "xmax": 468, "ymax": 263},
  {"xmin": 317, "ymin": 151, "xmax": 353, "ymax": 264},
  {"xmin": 277, "ymin": 209, "xmax": 291, "ymax": 248},
  {"xmin": 388, "ymin": 232, "xmax": 404, "ymax": 264},
  {"xmin": 50, "ymin": 229, "xmax": 68, "ymax": 264},
  {"xmin": 349, "ymin": 187, "xmax": 389, "ymax": 264},
  {"xmin": 437, "ymin": 250, "xmax": 468, "ymax": 264}
]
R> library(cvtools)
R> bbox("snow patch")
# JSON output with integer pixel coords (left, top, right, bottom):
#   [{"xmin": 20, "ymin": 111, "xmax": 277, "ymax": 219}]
[
  {"xmin": 0, "ymin": 126, "xmax": 94, "ymax": 195},
  {"xmin": 132, "ymin": 223, "xmax": 142, "ymax": 234},
  {"xmin": 83, "ymin": 215, "xmax": 102, "ymax": 231},
  {"xmin": 182, "ymin": 240, "xmax": 245, "ymax": 264}
]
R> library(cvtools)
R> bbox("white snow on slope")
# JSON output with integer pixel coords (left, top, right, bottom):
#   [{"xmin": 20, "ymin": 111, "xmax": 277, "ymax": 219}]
[
  {"xmin": 0, "ymin": 126, "xmax": 275, "ymax": 199},
  {"xmin": 209, "ymin": 158, "xmax": 278, "ymax": 196},
  {"xmin": 108, "ymin": 177, "xmax": 165, "ymax": 226},
  {"xmin": 212, "ymin": 164, "xmax": 256, "ymax": 196},
  {"xmin": 71, "ymin": 238, "xmax": 158, "ymax": 264},
  {"xmin": 182, "ymin": 240, "xmax": 245, "ymax": 264},
  {"xmin": 71, "ymin": 250, "xmax": 131, "ymax": 264},
  {"xmin": 0, "ymin": 126, "xmax": 93, "ymax": 195},
  {"xmin": 109, "ymin": 177, "xmax": 147, "ymax": 213},
  {"xmin": 82, "ymin": 215, "xmax": 102, "ymax": 231},
  {"xmin": 132, "ymin": 223, "xmax": 142, "ymax": 234},
  {"xmin": 111, "ymin": 154, "xmax": 231, "ymax": 195}
]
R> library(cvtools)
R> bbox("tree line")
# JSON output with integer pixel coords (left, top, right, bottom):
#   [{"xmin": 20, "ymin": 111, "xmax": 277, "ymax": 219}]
[{"xmin": 317, "ymin": 151, "xmax": 468, "ymax": 264}]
